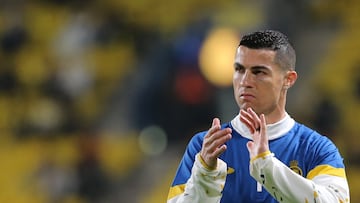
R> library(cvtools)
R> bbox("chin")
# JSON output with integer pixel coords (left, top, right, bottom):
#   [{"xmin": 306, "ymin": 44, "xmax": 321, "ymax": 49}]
[{"xmin": 240, "ymin": 103, "xmax": 254, "ymax": 110}]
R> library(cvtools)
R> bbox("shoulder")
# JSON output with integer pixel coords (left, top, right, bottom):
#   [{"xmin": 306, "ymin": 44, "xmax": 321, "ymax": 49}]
[
  {"xmin": 294, "ymin": 122, "xmax": 335, "ymax": 145},
  {"xmin": 293, "ymin": 122, "xmax": 344, "ymax": 165}
]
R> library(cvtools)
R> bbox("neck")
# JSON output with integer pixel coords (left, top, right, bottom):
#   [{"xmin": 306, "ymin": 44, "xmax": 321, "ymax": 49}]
[
  {"xmin": 265, "ymin": 107, "xmax": 287, "ymax": 124},
  {"xmin": 265, "ymin": 92, "xmax": 287, "ymax": 124}
]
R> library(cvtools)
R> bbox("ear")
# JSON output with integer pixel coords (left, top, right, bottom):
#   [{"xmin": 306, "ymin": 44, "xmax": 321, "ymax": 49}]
[{"xmin": 283, "ymin": 70, "xmax": 297, "ymax": 89}]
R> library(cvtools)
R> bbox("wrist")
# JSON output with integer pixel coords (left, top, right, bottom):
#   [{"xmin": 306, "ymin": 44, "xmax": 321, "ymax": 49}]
[
  {"xmin": 198, "ymin": 153, "xmax": 217, "ymax": 171},
  {"xmin": 250, "ymin": 150, "xmax": 272, "ymax": 163}
]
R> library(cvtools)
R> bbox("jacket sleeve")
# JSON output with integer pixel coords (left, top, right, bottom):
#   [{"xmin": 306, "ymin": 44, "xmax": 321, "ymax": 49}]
[
  {"xmin": 250, "ymin": 151, "xmax": 350, "ymax": 203},
  {"xmin": 167, "ymin": 154, "xmax": 227, "ymax": 203}
]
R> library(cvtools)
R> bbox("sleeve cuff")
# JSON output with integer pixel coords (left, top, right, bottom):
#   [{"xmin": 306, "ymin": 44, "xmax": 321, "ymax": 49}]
[
  {"xmin": 198, "ymin": 154, "xmax": 216, "ymax": 171},
  {"xmin": 250, "ymin": 150, "xmax": 273, "ymax": 163},
  {"xmin": 195, "ymin": 153, "xmax": 227, "ymax": 175}
]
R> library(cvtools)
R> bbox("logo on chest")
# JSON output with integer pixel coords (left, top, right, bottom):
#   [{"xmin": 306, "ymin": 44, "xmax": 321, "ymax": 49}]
[{"xmin": 289, "ymin": 160, "xmax": 303, "ymax": 176}]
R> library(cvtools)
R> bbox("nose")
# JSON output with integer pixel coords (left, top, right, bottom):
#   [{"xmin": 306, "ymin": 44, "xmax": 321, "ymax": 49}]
[{"xmin": 240, "ymin": 70, "xmax": 253, "ymax": 87}]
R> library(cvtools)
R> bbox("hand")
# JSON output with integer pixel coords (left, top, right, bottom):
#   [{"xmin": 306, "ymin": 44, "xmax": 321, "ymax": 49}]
[
  {"xmin": 200, "ymin": 118, "xmax": 232, "ymax": 169},
  {"xmin": 240, "ymin": 108, "xmax": 269, "ymax": 159}
]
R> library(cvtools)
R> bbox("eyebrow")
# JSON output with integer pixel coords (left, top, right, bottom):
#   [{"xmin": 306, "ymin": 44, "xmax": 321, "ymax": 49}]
[
  {"xmin": 234, "ymin": 62, "xmax": 243, "ymax": 69},
  {"xmin": 234, "ymin": 62, "xmax": 270, "ymax": 71}
]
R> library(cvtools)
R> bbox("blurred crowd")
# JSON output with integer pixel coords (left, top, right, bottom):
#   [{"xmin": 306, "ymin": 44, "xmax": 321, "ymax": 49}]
[{"xmin": 0, "ymin": 0, "xmax": 360, "ymax": 202}]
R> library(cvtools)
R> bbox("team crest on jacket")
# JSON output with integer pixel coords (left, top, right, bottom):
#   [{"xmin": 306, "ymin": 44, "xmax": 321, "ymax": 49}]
[{"xmin": 289, "ymin": 160, "xmax": 303, "ymax": 176}]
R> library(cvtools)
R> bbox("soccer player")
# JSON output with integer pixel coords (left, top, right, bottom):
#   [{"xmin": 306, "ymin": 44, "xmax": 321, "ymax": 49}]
[{"xmin": 167, "ymin": 30, "xmax": 350, "ymax": 202}]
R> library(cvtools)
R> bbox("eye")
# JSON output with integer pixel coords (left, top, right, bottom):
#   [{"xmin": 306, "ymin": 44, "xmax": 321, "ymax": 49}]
[
  {"xmin": 234, "ymin": 64, "xmax": 245, "ymax": 73},
  {"xmin": 253, "ymin": 69, "xmax": 265, "ymax": 75},
  {"xmin": 252, "ymin": 67, "xmax": 268, "ymax": 75}
]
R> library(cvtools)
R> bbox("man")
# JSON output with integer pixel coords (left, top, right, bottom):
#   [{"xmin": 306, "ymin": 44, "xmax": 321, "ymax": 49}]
[{"xmin": 167, "ymin": 30, "xmax": 350, "ymax": 202}]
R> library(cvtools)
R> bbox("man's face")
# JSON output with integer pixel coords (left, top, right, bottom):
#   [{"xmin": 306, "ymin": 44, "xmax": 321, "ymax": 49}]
[{"xmin": 233, "ymin": 46, "xmax": 288, "ymax": 116}]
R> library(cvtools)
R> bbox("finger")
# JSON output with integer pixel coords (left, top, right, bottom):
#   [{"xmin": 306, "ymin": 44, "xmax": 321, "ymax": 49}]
[
  {"xmin": 203, "ymin": 117, "xmax": 231, "ymax": 151},
  {"xmin": 259, "ymin": 114, "xmax": 268, "ymax": 143},
  {"xmin": 260, "ymin": 114, "xmax": 266, "ymax": 130},
  {"xmin": 205, "ymin": 127, "xmax": 230, "ymax": 145},
  {"xmin": 211, "ymin": 118, "xmax": 221, "ymax": 132},
  {"xmin": 205, "ymin": 128, "xmax": 232, "ymax": 149},
  {"xmin": 201, "ymin": 130, "xmax": 231, "ymax": 165},
  {"xmin": 208, "ymin": 130, "xmax": 232, "ymax": 150},
  {"xmin": 247, "ymin": 108, "xmax": 261, "ymax": 131},
  {"xmin": 211, "ymin": 144, "xmax": 228, "ymax": 159},
  {"xmin": 241, "ymin": 108, "xmax": 258, "ymax": 128},
  {"xmin": 240, "ymin": 109, "xmax": 256, "ymax": 133},
  {"xmin": 240, "ymin": 114, "xmax": 254, "ymax": 133},
  {"xmin": 205, "ymin": 118, "xmax": 221, "ymax": 139}
]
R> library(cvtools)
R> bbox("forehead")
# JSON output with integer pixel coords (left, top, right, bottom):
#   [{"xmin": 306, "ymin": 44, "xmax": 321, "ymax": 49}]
[{"xmin": 234, "ymin": 46, "xmax": 278, "ymax": 68}]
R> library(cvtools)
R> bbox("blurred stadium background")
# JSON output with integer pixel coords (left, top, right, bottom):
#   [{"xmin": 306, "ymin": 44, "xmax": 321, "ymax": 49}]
[{"xmin": 0, "ymin": 0, "xmax": 359, "ymax": 202}]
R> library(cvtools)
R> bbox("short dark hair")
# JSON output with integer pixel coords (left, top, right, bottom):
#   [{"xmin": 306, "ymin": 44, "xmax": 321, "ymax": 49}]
[{"xmin": 239, "ymin": 30, "xmax": 296, "ymax": 71}]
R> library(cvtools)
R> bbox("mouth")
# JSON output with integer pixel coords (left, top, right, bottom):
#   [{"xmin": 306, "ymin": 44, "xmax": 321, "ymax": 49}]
[
  {"xmin": 240, "ymin": 93, "xmax": 255, "ymax": 100},
  {"xmin": 240, "ymin": 93, "xmax": 255, "ymax": 97}
]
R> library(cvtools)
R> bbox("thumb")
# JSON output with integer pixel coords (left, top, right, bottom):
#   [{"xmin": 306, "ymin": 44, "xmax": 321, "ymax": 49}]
[
  {"xmin": 246, "ymin": 141, "xmax": 255, "ymax": 158},
  {"xmin": 246, "ymin": 141, "xmax": 254, "ymax": 151},
  {"xmin": 212, "ymin": 118, "xmax": 220, "ymax": 127}
]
